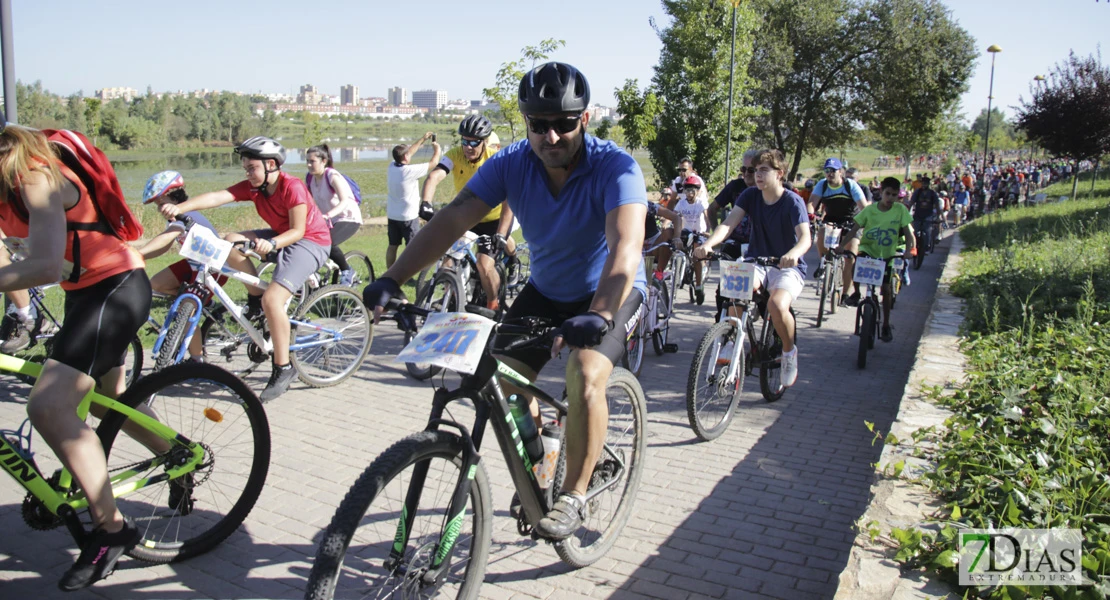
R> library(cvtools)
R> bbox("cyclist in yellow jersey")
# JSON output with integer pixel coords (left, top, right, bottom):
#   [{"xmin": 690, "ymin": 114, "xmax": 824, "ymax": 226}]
[{"xmin": 421, "ymin": 115, "xmax": 515, "ymax": 310}]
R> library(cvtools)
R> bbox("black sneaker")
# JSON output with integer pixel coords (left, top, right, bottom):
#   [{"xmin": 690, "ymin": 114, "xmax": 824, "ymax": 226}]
[
  {"xmin": 58, "ymin": 517, "xmax": 139, "ymax": 591},
  {"xmin": 260, "ymin": 363, "xmax": 296, "ymax": 402},
  {"xmin": 812, "ymin": 263, "xmax": 826, "ymax": 280},
  {"xmin": 243, "ymin": 297, "xmax": 264, "ymax": 324},
  {"xmin": 694, "ymin": 288, "xmax": 705, "ymax": 305},
  {"xmin": 536, "ymin": 492, "xmax": 587, "ymax": 540},
  {"xmin": 880, "ymin": 325, "xmax": 894, "ymax": 343},
  {"xmin": 844, "ymin": 291, "xmax": 861, "ymax": 307},
  {"xmin": 168, "ymin": 473, "xmax": 195, "ymax": 515}
]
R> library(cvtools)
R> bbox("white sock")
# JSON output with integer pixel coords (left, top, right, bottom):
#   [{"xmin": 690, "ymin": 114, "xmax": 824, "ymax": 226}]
[
  {"xmin": 783, "ymin": 347, "xmax": 797, "ymax": 358},
  {"xmin": 15, "ymin": 305, "xmax": 33, "ymax": 323}
]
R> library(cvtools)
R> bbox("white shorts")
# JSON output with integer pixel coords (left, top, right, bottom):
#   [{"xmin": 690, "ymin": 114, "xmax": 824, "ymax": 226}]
[{"xmin": 754, "ymin": 266, "xmax": 805, "ymax": 301}]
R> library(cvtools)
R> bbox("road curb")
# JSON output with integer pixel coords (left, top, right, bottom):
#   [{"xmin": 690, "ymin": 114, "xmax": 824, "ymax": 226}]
[{"xmin": 834, "ymin": 229, "xmax": 967, "ymax": 600}]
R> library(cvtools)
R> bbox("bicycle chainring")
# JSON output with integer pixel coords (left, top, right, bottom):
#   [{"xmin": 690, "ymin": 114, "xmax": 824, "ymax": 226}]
[{"xmin": 22, "ymin": 470, "xmax": 63, "ymax": 530}]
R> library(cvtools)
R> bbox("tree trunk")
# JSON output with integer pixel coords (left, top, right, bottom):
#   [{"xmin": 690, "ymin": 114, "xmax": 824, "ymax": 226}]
[
  {"xmin": 1091, "ymin": 160, "xmax": 1100, "ymax": 199},
  {"xmin": 1071, "ymin": 159, "xmax": 1080, "ymax": 200}
]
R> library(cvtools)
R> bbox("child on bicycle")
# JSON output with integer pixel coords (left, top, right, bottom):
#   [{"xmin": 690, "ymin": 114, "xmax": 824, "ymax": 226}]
[
  {"xmin": 695, "ymin": 149, "xmax": 810, "ymax": 387},
  {"xmin": 674, "ymin": 176, "xmax": 711, "ymax": 303},
  {"xmin": 305, "ymin": 144, "xmax": 363, "ymax": 286},
  {"xmin": 838, "ymin": 177, "xmax": 917, "ymax": 342},
  {"xmin": 138, "ymin": 171, "xmax": 232, "ymax": 361},
  {"xmin": 0, "ymin": 123, "xmax": 155, "ymax": 590},
  {"xmin": 157, "ymin": 136, "xmax": 332, "ymax": 402}
]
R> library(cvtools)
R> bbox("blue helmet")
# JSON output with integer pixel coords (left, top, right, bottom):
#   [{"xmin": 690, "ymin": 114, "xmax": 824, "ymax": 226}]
[{"xmin": 142, "ymin": 170, "xmax": 185, "ymax": 204}]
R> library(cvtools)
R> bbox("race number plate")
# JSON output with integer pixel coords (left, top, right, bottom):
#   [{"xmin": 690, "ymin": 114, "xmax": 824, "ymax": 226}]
[
  {"xmin": 719, "ymin": 260, "xmax": 755, "ymax": 300},
  {"xmin": 853, "ymin": 257, "xmax": 885, "ymax": 287},
  {"xmin": 395, "ymin": 312, "xmax": 495, "ymax": 375},
  {"xmin": 825, "ymin": 225, "xmax": 842, "ymax": 249},
  {"xmin": 179, "ymin": 226, "xmax": 233, "ymax": 271},
  {"xmin": 445, "ymin": 232, "xmax": 479, "ymax": 260}
]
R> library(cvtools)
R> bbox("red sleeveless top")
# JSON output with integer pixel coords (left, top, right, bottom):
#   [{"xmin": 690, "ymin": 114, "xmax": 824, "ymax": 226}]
[{"xmin": 0, "ymin": 162, "xmax": 143, "ymax": 291}]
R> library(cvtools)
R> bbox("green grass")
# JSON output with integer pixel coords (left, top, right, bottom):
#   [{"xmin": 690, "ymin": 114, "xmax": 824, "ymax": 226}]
[{"xmin": 885, "ymin": 196, "xmax": 1110, "ymax": 599}]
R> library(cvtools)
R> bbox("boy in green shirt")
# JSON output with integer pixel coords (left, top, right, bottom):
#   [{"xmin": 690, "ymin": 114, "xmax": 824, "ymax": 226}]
[{"xmin": 841, "ymin": 177, "xmax": 917, "ymax": 342}]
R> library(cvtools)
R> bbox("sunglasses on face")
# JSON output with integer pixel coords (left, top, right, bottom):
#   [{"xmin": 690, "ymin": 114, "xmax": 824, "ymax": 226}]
[
  {"xmin": 824, "ymin": 168, "xmax": 838, "ymax": 174},
  {"xmin": 525, "ymin": 114, "xmax": 582, "ymax": 136},
  {"xmin": 741, "ymin": 167, "xmax": 756, "ymax": 174},
  {"xmin": 460, "ymin": 138, "xmax": 483, "ymax": 148}
]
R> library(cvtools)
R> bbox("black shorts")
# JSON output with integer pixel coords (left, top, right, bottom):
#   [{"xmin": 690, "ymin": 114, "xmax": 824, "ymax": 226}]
[
  {"xmin": 493, "ymin": 283, "xmax": 644, "ymax": 374},
  {"xmin": 52, "ymin": 269, "xmax": 151, "ymax": 379},
  {"xmin": 387, "ymin": 218, "xmax": 420, "ymax": 246},
  {"xmin": 468, "ymin": 220, "xmax": 500, "ymax": 238}
]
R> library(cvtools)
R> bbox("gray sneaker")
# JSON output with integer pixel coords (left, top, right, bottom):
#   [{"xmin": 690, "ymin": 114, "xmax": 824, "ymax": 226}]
[
  {"xmin": 536, "ymin": 492, "xmax": 588, "ymax": 540},
  {"xmin": 260, "ymin": 364, "xmax": 296, "ymax": 402},
  {"xmin": 0, "ymin": 317, "xmax": 33, "ymax": 353}
]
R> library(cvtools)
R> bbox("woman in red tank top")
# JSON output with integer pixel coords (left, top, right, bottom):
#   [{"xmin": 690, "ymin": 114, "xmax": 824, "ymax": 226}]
[{"xmin": 0, "ymin": 124, "xmax": 156, "ymax": 590}]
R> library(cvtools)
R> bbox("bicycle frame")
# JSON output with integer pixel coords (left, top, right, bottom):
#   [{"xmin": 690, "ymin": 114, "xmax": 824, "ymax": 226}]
[
  {"xmin": 389, "ymin": 345, "xmax": 628, "ymax": 586},
  {"xmin": 0, "ymin": 352, "xmax": 204, "ymax": 544}
]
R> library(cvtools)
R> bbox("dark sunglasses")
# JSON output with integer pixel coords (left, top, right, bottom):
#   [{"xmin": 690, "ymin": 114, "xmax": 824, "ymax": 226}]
[
  {"xmin": 460, "ymin": 138, "xmax": 483, "ymax": 148},
  {"xmin": 741, "ymin": 167, "xmax": 756, "ymax": 174},
  {"xmin": 526, "ymin": 114, "xmax": 582, "ymax": 136},
  {"xmin": 824, "ymin": 168, "xmax": 839, "ymax": 174}
]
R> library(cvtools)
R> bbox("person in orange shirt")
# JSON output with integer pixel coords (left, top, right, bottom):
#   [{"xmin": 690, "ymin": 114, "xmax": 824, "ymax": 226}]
[{"xmin": 0, "ymin": 123, "xmax": 157, "ymax": 590}]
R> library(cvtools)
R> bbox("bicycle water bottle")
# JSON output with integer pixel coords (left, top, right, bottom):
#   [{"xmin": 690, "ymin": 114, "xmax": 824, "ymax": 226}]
[
  {"xmin": 508, "ymin": 394, "xmax": 545, "ymax": 464},
  {"xmin": 534, "ymin": 422, "xmax": 562, "ymax": 488}
]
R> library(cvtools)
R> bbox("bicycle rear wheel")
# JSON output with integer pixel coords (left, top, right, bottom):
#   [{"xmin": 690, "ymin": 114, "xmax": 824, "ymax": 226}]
[
  {"xmin": 686, "ymin": 321, "xmax": 742, "ymax": 441},
  {"xmin": 291, "ymin": 285, "xmax": 373, "ymax": 387},
  {"xmin": 96, "ymin": 362, "xmax": 270, "ymax": 563},
  {"xmin": 305, "ymin": 430, "xmax": 491, "ymax": 600},
  {"xmin": 552, "ymin": 367, "xmax": 646, "ymax": 567},
  {"xmin": 406, "ymin": 271, "xmax": 463, "ymax": 380},
  {"xmin": 343, "ymin": 250, "xmax": 375, "ymax": 287}
]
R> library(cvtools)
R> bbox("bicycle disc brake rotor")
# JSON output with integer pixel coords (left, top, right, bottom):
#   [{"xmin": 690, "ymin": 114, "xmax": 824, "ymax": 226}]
[{"xmin": 399, "ymin": 542, "xmax": 442, "ymax": 597}]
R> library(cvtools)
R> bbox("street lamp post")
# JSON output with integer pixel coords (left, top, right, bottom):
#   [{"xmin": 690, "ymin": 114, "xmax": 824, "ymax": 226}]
[
  {"xmin": 981, "ymin": 44, "xmax": 1002, "ymax": 199},
  {"xmin": 723, "ymin": 0, "xmax": 739, "ymax": 184}
]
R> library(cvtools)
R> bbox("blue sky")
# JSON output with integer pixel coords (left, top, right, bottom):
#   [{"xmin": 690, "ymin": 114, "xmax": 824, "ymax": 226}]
[{"xmin": 9, "ymin": 0, "xmax": 1108, "ymax": 125}]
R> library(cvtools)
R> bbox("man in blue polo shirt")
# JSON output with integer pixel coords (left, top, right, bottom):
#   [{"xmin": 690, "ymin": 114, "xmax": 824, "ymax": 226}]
[{"xmin": 362, "ymin": 62, "xmax": 647, "ymax": 541}]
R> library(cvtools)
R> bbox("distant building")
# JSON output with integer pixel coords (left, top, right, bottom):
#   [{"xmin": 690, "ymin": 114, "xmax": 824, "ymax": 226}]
[
  {"xmin": 362, "ymin": 96, "xmax": 387, "ymax": 107},
  {"xmin": 95, "ymin": 87, "xmax": 139, "ymax": 102},
  {"xmin": 298, "ymin": 84, "xmax": 321, "ymax": 105},
  {"xmin": 387, "ymin": 87, "xmax": 409, "ymax": 106},
  {"xmin": 340, "ymin": 85, "xmax": 359, "ymax": 106},
  {"xmin": 412, "ymin": 89, "xmax": 448, "ymax": 111},
  {"xmin": 258, "ymin": 102, "xmax": 429, "ymax": 120},
  {"xmin": 587, "ymin": 105, "xmax": 613, "ymax": 121}
]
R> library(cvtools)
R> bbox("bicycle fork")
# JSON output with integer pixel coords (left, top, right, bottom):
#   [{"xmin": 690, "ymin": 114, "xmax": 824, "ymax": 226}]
[{"xmin": 152, "ymin": 293, "xmax": 205, "ymax": 363}]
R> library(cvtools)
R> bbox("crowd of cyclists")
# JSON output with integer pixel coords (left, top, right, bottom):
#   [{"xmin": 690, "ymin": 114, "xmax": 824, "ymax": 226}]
[{"xmin": 0, "ymin": 58, "xmax": 1077, "ymax": 593}]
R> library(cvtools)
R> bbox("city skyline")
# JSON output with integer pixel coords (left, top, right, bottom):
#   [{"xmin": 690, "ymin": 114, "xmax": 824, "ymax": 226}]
[{"xmin": 7, "ymin": 0, "xmax": 1108, "ymax": 126}]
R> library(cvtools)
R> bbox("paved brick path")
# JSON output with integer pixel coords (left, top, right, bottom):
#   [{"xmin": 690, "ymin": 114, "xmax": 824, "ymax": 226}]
[{"xmin": 0, "ymin": 239, "xmax": 950, "ymax": 599}]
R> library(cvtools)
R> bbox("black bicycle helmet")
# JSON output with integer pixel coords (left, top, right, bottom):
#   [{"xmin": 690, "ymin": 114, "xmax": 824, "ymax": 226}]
[
  {"xmin": 517, "ymin": 62, "xmax": 590, "ymax": 115},
  {"xmin": 458, "ymin": 115, "xmax": 493, "ymax": 139},
  {"xmin": 235, "ymin": 136, "xmax": 287, "ymax": 167}
]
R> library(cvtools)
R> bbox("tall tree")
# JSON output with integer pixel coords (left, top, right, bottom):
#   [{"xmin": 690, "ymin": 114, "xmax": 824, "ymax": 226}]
[
  {"xmin": 83, "ymin": 98, "xmax": 102, "ymax": 144},
  {"xmin": 482, "ymin": 38, "xmax": 566, "ymax": 142},
  {"xmin": 1017, "ymin": 50, "xmax": 1110, "ymax": 199},
  {"xmin": 614, "ymin": 79, "xmax": 662, "ymax": 160},
  {"xmin": 649, "ymin": 0, "xmax": 759, "ymax": 190},
  {"xmin": 65, "ymin": 92, "xmax": 87, "ymax": 133},
  {"xmin": 748, "ymin": 0, "xmax": 975, "ymax": 179}
]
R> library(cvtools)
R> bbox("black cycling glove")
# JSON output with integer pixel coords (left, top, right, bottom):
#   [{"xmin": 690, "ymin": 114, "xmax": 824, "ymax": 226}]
[
  {"xmin": 559, "ymin": 311, "xmax": 614, "ymax": 348},
  {"xmin": 362, "ymin": 277, "xmax": 406, "ymax": 312}
]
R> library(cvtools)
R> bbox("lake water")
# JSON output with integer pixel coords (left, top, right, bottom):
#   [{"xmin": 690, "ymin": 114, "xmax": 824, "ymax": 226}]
[{"xmin": 108, "ymin": 145, "xmax": 437, "ymax": 172}]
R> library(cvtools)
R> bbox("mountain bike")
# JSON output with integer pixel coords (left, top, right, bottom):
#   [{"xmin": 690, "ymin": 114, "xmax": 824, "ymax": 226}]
[
  {"xmin": 161, "ymin": 220, "xmax": 372, "ymax": 388},
  {"xmin": 814, "ymin": 223, "xmax": 849, "ymax": 328},
  {"xmin": 851, "ymin": 254, "xmax": 902, "ymax": 369},
  {"xmin": 913, "ymin": 222, "xmax": 931, "ymax": 270},
  {"xmin": 0, "ymin": 356, "xmax": 270, "ymax": 565},
  {"xmin": 686, "ymin": 256, "xmax": 795, "ymax": 441},
  {"xmin": 305, "ymin": 302, "xmax": 646, "ymax": 600},
  {"xmin": 677, "ymin": 231, "xmax": 711, "ymax": 305},
  {"xmin": 259, "ymin": 249, "xmax": 374, "ymax": 293}
]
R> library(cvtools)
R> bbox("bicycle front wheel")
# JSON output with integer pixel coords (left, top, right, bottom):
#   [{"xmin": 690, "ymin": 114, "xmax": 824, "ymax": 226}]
[
  {"xmin": 857, "ymin": 302, "xmax": 875, "ymax": 369},
  {"xmin": 552, "ymin": 367, "xmax": 646, "ymax": 567},
  {"xmin": 622, "ymin": 317, "xmax": 644, "ymax": 377},
  {"xmin": 686, "ymin": 321, "xmax": 742, "ymax": 441},
  {"xmin": 155, "ymin": 302, "xmax": 198, "ymax": 372},
  {"xmin": 816, "ymin": 268, "xmax": 830, "ymax": 327},
  {"xmin": 306, "ymin": 430, "xmax": 492, "ymax": 600},
  {"xmin": 96, "ymin": 362, "xmax": 270, "ymax": 563},
  {"xmin": 758, "ymin": 316, "xmax": 786, "ymax": 403},
  {"xmin": 291, "ymin": 285, "xmax": 373, "ymax": 387}
]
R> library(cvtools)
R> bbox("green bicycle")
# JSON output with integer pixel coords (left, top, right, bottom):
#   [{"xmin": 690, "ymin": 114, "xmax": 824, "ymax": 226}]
[{"xmin": 0, "ymin": 354, "xmax": 270, "ymax": 565}]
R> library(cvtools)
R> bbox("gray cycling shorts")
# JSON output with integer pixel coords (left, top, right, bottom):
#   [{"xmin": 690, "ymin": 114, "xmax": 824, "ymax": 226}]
[{"xmin": 248, "ymin": 229, "xmax": 329, "ymax": 293}]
